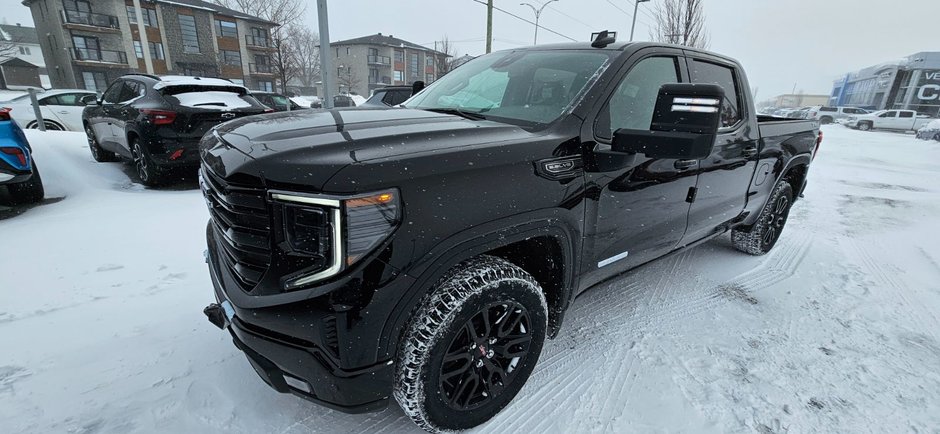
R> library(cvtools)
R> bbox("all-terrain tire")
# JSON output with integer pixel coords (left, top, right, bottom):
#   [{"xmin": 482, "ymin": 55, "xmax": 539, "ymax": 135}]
[
  {"xmin": 394, "ymin": 255, "xmax": 548, "ymax": 433},
  {"xmin": 7, "ymin": 161, "xmax": 45, "ymax": 205},
  {"xmin": 86, "ymin": 125, "xmax": 116, "ymax": 162},
  {"xmin": 731, "ymin": 180, "xmax": 794, "ymax": 256}
]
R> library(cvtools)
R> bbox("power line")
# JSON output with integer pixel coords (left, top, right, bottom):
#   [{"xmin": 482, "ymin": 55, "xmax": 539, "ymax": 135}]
[
  {"xmin": 545, "ymin": 4, "xmax": 596, "ymax": 31},
  {"xmin": 469, "ymin": 0, "xmax": 578, "ymax": 42},
  {"xmin": 605, "ymin": 0, "xmax": 652, "ymax": 29},
  {"xmin": 624, "ymin": 0, "xmax": 659, "ymax": 26}
]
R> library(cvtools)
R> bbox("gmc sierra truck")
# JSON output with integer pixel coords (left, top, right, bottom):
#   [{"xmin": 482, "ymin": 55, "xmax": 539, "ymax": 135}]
[{"xmin": 201, "ymin": 37, "xmax": 821, "ymax": 432}]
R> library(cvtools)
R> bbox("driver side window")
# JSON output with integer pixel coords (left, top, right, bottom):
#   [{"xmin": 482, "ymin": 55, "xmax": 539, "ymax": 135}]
[{"xmin": 596, "ymin": 56, "xmax": 679, "ymax": 141}]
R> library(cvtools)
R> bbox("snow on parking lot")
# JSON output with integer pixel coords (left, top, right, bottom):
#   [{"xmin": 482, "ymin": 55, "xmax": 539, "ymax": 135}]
[{"xmin": 2, "ymin": 126, "xmax": 940, "ymax": 433}]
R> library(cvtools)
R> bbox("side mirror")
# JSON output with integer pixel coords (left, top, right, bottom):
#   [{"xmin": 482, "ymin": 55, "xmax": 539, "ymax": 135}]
[{"xmin": 612, "ymin": 83, "xmax": 724, "ymax": 160}]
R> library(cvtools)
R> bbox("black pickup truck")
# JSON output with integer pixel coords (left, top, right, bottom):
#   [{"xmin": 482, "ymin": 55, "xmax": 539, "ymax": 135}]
[{"xmin": 201, "ymin": 39, "xmax": 820, "ymax": 432}]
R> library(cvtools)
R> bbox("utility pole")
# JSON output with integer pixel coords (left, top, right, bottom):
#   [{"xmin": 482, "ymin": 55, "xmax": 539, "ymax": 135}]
[
  {"xmin": 630, "ymin": 0, "xmax": 650, "ymax": 42},
  {"xmin": 317, "ymin": 0, "xmax": 334, "ymax": 109},
  {"xmin": 485, "ymin": 0, "xmax": 493, "ymax": 53},
  {"xmin": 521, "ymin": 0, "xmax": 559, "ymax": 45}
]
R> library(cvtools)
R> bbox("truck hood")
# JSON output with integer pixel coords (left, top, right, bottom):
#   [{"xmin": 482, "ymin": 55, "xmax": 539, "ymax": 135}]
[{"xmin": 204, "ymin": 107, "xmax": 536, "ymax": 190}]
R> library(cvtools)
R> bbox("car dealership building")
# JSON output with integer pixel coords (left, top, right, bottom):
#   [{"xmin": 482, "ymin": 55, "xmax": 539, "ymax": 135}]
[{"xmin": 830, "ymin": 52, "xmax": 940, "ymax": 117}]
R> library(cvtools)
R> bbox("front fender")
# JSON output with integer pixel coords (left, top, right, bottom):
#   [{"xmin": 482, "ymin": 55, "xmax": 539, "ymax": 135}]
[{"xmin": 376, "ymin": 208, "xmax": 582, "ymax": 360}]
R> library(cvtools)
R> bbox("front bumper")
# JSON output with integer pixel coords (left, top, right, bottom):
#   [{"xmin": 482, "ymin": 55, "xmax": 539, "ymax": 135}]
[{"xmin": 204, "ymin": 223, "xmax": 400, "ymax": 413}]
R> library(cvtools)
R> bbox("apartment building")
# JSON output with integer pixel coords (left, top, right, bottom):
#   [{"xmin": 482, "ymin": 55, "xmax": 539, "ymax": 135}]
[
  {"xmin": 22, "ymin": 0, "xmax": 279, "ymax": 92},
  {"xmin": 330, "ymin": 33, "xmax": 450, "ymax": 97}
]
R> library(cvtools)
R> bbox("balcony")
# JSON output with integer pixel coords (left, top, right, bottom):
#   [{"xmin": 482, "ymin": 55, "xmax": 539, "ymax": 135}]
[
  {"xmin": 244, "ymin": 35, "xmax": 274, "ymax": 50},
  {"xmin": 249, "ymin": 63, "xmax": 275, "ymax": 75},
  {"xmin": 71, "ymin": 48, "xmax": 127, "ymax": 65},
  {"xmin": 61, "ymin": 9, "xmax": 120, "ymax": 30},
  {"xmin": 367, "ymin": 55, "xmax": 391, "ymax": 66},
  {"xmin": 369, "ymin": 76, "xmax": 392, "ymax": 85}
]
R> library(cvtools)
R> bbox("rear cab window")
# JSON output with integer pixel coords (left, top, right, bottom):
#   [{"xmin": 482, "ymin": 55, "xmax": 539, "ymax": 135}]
[
  {"xmin": 820, "ymin": 106, "xmax": 837, "ymax": 112},
  {"xmin": 689, "ymin": 59, "xmax": 742, "ymax": 128}
]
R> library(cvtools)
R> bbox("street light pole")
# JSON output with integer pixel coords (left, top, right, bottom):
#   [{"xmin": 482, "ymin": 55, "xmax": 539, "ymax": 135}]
[
  {"xmin": 630, "ymin": 0, "xmax": 651, "ymax": 42},
  {"xmin": 520, "ymin": 0, "xmax": 559, "ymax": 45}
]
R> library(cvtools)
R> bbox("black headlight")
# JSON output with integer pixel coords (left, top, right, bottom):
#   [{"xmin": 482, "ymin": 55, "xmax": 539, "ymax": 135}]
[{"xmin": 271, "ymin": 189, "xmax": 401, "ymax": 290}]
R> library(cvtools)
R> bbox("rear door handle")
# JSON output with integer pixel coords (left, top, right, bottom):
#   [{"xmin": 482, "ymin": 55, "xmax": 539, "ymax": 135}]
[
  {"xmin": 742, "ymin": 146, "xmax": 758, "ymax": 158},
  {"xmin": 674, "ymin": 159, "xmax": 697, "ymax": 170}
]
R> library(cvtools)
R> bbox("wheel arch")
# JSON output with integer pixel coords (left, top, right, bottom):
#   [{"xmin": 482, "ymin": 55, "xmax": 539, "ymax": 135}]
[
  {"xmin": 26, "ymin": 118, "xmax": 66, "ymax": 130},
  {"xmin": 379, "ymin": 209, "xmax": 582, "ymax": 359}
]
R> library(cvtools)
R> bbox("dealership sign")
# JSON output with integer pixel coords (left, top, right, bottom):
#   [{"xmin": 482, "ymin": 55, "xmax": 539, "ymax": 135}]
[{"xmin": 918, "ymin": 71, "xmax": 940, "ymax": 101}]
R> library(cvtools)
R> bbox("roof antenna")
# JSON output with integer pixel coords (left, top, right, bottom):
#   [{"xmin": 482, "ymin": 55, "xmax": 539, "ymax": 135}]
[{"xmin": 591, "ymin": 30, "xmax": 617, "ymax": 48}]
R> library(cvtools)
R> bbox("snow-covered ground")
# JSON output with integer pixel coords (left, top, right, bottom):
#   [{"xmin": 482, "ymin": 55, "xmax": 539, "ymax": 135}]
[{"xmin": 2, "ymin": 126, "xmax": 940, "ymax": 433}]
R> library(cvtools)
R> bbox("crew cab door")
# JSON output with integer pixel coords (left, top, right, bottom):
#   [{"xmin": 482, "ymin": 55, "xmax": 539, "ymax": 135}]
[
  {"xmin": 876, "ymin": 110, "xmax": 899, "ymax": 129},
  {"xmin": 580, "ymin": 50, "xmax": 697, "ymax": 287},
  {"xmin": 897, "ymin": 110, "xmax": 917, "ymax": 130},
  {"xmin": 679, "ymin": 55, "xmax": 759, "ymax": 245}
]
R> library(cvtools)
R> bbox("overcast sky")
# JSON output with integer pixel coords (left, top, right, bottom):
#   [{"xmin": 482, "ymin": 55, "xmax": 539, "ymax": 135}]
[{"xmin": 5, "ymin": 0, "xmax": 938, "ymax": 99}]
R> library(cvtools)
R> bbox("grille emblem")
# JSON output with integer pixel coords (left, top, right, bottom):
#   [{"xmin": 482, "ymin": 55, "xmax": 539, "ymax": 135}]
[{"xmin": 221, "ymin": 112, "xmax": 236, "ymax": 119}]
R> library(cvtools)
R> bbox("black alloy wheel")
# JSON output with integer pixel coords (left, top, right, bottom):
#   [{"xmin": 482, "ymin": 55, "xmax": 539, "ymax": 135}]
[
  {"xmin": 761, "ymin": 193, "xmax": 791, "ymax": 249},
  {"xmin": 438, "ymin": 301, "xmax": 533, "ymax": 411}
]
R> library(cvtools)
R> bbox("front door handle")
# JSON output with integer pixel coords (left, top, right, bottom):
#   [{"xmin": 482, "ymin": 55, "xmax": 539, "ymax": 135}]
[
  {"xmin": 58, "ymin": 110, "xmax": 70, "ymax": 114},
  {"xmin": 674, "ymin": 159, "xmax": 697, "ymax": 170},
  {"xmin": 742, "ymin": 146, "xmax": 758, "ymax": 158}
]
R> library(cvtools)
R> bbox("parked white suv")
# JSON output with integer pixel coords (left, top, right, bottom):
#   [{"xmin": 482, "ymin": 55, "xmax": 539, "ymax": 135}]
[
  {"xmin": 844, "ymin": 110, "xmax": 934, "ymax": 132},
  {"xmin": 806, "ymin": 106, "xmax": 869, "ymax": 124}
]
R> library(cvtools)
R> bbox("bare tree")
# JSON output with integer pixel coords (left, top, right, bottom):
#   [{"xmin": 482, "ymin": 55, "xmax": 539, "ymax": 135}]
[
  {"xmin": 211, "ymin": 0, "xmax": 307, "ymax": 92},
  {"xmin": 433, "ymin": 35, "xmax": 458, "ymax": 78},
  {"xmin": 649, "ymin": 0, "xmax": 710, "ymax": 49},
  {"xmin": 337, "ymin": 66, "xmax": 361, "ymax": 95},
  {"xmin": 285, "ymin": 25, "xmax": 320, "ymax": 91}
]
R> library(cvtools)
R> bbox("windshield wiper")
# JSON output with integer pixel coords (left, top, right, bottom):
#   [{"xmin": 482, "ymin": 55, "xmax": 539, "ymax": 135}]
[{"xmin": 422, "ymin": 107, "xmax": 487, "ymax": 121}]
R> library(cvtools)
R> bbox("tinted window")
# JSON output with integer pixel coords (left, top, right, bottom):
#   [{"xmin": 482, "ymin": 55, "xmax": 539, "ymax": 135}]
[
  {"xmin": 382, "ymin": 90, "xmax": 411, "ymax": 106},
  {"xmin": 880, "ymin": 111, "xmax": 898, "ymax": 118},
  {"xmin": 690, "ymin": 60, "xmax": 741, "ymax": 127},
  {"xmin": 597, "ymin": 56, "xmax": 679, "ymax": 139},
  {"xmin": 102, "ymin": 81, "xmax": 124, "ymax": 103},
  {"xmin": 820, "ymin": 106, "xmax": 837, "ymax": 112},
  {"xmin": 899, "ymin": 111, "xmax": 914, "ymax": 118}
]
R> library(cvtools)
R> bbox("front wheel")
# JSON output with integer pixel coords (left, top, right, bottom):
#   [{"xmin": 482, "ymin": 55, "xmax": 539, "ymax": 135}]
[
  {"xmin": 6, "ymin": 162, "xmax": 45, "ymax": 205},
  {"xmin": 732, "ymin": 181, "xmax": 793, "ymax": 255},
  {"xmin": 395, "ymin": 255, "xmax": 548, "ymax": 432},
  {"xmin": 86, "ymin": 126, "xmax": 116, "ymax": 162},
  {"xmin": 858, "ymin": 122, "xmax": 872, "ymax": 131}
]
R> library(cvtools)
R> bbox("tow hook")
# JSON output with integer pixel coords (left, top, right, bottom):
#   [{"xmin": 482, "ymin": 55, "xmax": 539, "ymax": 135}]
[{"xmin": 204, "ymin": 303, "xmax": 227, "ymax": 329}]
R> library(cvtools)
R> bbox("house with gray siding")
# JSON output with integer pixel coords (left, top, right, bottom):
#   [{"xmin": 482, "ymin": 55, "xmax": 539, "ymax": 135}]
[{"xmin": 21, "ymin": 0, "xmax": 279, "ymax": 91}]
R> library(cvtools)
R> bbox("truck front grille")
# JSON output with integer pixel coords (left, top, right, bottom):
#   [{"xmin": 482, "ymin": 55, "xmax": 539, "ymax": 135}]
[{"xmin": 200, "ymin": 166, "xmax": 271, "ymax": 291}]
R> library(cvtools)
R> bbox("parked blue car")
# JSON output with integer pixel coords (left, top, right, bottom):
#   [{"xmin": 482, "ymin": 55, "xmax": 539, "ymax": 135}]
[{"xmin": 1, "ymin": 107, "xmax": 44, "ymax": 205}]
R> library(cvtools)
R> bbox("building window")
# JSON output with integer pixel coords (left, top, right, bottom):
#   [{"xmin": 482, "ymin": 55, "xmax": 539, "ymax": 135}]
[
  {"xmin": 63, "ymin": 0, "xmax": 90, "ymax": 12},
  {"xmin": 127, "ymin": 6, "xmax": 158, "ymax": 27},
  {"xmin": 426, "ymin": 56, "xmax": 434, "ymax": 67},
  {"xmin": 19, "ymin": 46, "xmax": 31, "ymax": 55},
  {"xmin": 221, "ymin": 50, "xmax": 241, "ymax": 66},
  {"xmin": 336, "ymin": 48, "xmax": 340, "ymax": 57},
  {"xmin": 230, "ymin": 78, "xmax": 244, "ymax": 86},
  {"xmin": 258, "ymin": 81, "xmax": 273, "ymax": 92},
  {"xmin": 178, "ymin": 14, "xmax": 200, "ymax": 53},
  {"xmin": 393, "ymin": 70, "xmax": 403, "ymax": 82},
  {"xmin": 369, "ymin": 68, "xmax": 379, "ymax": 83},
  {"xmin": 250, "ymin": 28, "xmax": 268, "ymax": 46},
  {"xmin": 409, "ymin": 53, "xmax": 419, "ymax": 79},
  {"xmin": 426, "ymin": 73, "xmax": 434, "ymax": 83},
  {"xmin": 369, "ymin": 48, "xmax": 378, "ymax": 56},
  {"xmin": 215, "ymin": 19, "xmax": 237, "ymax": 38},
  {"xmin": 149, "ymin": 42, "xmax": 165, "ymax": 60},
  {"xmin": 82, "ymin": 71, "xmax": 107, "ymax": 91},
  {"xmin": 394, "ymin": 50, "xmax": 403, "ymax": 63},
  {"xmin": 133, "ymin": 41, "xmax": 144, "ymax": 58},
  {"xmin": 71, "ymin": 35, "xmax": 100, "ymax": 60}
]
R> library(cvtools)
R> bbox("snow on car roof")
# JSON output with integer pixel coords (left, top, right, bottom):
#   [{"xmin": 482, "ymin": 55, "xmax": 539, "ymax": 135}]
[{"xmin": 153, "ymin": 76, "xmax": 247, "ymax": 91}]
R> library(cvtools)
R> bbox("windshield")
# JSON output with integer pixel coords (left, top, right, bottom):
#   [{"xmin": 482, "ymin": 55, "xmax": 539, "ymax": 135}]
[{"xmin": 405, "ymin": 50, "xmax": 611, "ymax": 126}]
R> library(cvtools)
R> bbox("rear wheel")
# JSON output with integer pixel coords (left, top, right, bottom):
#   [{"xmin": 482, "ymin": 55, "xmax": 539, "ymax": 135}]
[
  {"xmin": 86, "ymin": 125, "xmax": 116, "ymax": 162},
  {"xmin": 858, "ymin": 122, "xmax": 872, "ymax": 131},
  {"xmin": 131, "ymin": 138, "xmax": 162, "ymax": 186},
  {"xmin": 27, "ymin": 120, "xmax": 64, "ymax": 131},
  {"xmin": 819, "ymin": 116, "xmax": 833, "ymax": 125},
  {"xmin": 6, "ymin": 162, "xmax": 44, "ymax": 205},
  {"xmin": 732, "ymin": 181, "xmax": 793, "ymax": 255},
  {"xmin": 395, "ymin": 255, "xmax": 548, "ymax": 432}
]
